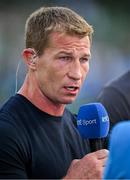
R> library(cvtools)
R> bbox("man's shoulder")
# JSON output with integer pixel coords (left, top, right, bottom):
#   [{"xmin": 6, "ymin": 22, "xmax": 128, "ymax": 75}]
[
  {"xmin": 0, "ymin": 108, "xmax": 20, "ymax": 141},
  {"xmin": 0, "ymin": 94, "xmax": 21, "ymax": 112},
  {"xmin": 0, "ymin": 96, "xmax": 15, "ymax": 120},
  {"xmin": 106, "ymin": 70, "xmax": 130, "ymax": 89},
  {"xmin": 98, "ymin": 72, "xmax": 130, "ymax": 100},
  {"xmin": 0, "ymin": 95, "xmax": 31, "ymax": 143},
  {"xmin": 97, "ymin": 71, "xmax": 130, "ymax": 118},
  {"xmin": 99, "ymin": 71, "xmax": 130, "ymax": 100},
  {"xmin": 0, "ymin": 94, "xmax": 29, "ymax": 129}
]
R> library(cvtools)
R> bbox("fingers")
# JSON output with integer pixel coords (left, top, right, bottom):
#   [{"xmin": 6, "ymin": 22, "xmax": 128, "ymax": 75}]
[
  {"xmin": 66, "ymin": 159, "xmax": 80, "ymax": 173},
  {"xmin": 64, "ymin": 149, "xmax": 109, "ymax": 179},
  {"xmin": 102, "ymin": 158, "xmax": 108, "ymax": 167},
  {"xmin": 95, "ymin": 149, "xmax": 109, "ymax": 159},
  {"xmin": 70, "ymin": 159, "xmax": 80, "ymax": 168},
  {"xmin": 94, "ymin": 149, "xmax": 109, "ymax": 168},
  {"xmin": 86, "ymin": 149, "xmax": 109, "ymax": 168}
]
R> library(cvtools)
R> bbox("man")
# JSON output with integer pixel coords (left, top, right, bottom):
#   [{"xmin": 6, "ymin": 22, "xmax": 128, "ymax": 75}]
[
  {"xmin": 0, "ymin": 6, "xmax": 108, "ymax": 179},
  {"xmin": 97, "ymin": 70, "xmax": 130, "ymax": 130}
]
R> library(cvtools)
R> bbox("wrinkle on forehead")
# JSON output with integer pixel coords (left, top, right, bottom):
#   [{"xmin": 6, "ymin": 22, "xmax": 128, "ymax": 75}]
[
  {"xmin": 48, "ymin": 32, "xmax": 91, "ymax": 56},
  {"xmin": 49, "ymin": 32, "xmax": 90, "ymax": 48}
]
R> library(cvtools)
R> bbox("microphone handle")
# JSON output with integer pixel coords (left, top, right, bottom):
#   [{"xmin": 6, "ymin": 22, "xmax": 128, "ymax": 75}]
[{"xmin": 89, "ymin": 138, "xmax": 104, "ymax": 152}]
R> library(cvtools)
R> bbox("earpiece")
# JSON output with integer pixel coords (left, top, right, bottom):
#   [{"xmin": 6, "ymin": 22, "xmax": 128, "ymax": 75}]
[
  {"xmin": 30, "ymin": 53, "xmax": 37, "ymax": 64},
  {"xmin": 22, "ymin": 48, "xmax": 38, "ymax": 65}
]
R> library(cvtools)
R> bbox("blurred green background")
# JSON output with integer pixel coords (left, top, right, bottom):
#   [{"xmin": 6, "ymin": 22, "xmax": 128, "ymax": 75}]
[{"xmin": 0, "ymin": 0, "xmax": 130, "ymax": 113}]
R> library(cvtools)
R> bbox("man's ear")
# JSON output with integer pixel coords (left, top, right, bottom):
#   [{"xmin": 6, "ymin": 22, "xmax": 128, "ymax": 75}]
[{"xmin": 22, "ymin": 48, "xmax": 37, "ymax": 70}]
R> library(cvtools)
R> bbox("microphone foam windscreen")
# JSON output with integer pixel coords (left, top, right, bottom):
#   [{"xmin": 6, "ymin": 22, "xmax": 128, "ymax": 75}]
[{"xmin": 77, "ymin": 103, "xmax": 109, "ymax": 139}]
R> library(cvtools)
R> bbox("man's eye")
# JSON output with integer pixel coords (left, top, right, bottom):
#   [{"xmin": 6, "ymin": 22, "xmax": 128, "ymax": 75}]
[
  {"xmin": 80, "ymin": 58, "xmax": 89, "ymax": 63},
  {"xmin": 59, "ymin": 56, "xmax": 71, "ymax": 61}
]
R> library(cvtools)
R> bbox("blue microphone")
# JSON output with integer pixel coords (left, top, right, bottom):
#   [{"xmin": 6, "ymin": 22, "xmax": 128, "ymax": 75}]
[{"xmin": 77, "ymin": 103, "xmax": 109, "ymax": 151}]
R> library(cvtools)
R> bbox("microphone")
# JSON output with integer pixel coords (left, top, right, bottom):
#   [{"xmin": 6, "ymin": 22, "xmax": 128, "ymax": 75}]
[
  {"xmin": 77, "ymin": 103, "xmax": 109, "ymax": 152},
  {"xmin": 103, "ymin": 121, "xmax": 130, "ymax": 179}
]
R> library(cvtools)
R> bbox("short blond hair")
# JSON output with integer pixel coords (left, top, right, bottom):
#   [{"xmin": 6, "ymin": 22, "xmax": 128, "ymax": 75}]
[{"xmin": 25, "ymin": 6, "xmax": 94, "ymax": 56}]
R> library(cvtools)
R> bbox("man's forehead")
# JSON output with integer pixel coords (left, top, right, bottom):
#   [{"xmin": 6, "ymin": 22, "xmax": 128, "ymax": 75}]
[{"xmin": 48, "ymin": 32, "xmax": 91, "ymax": 48}]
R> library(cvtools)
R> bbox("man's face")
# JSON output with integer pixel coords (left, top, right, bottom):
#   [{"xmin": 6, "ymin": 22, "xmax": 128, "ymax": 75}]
[{"xmin": 35, "ymin": 32, "xmax": 91, "ymax": 105}]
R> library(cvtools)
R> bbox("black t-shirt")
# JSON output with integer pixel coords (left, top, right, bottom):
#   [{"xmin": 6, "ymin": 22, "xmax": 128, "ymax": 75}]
[{"xmin": 0, "ymin": 94, "xmax": 90, "ymax": 179}]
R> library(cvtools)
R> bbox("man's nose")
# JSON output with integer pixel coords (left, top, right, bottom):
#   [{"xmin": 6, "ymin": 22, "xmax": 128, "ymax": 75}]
[{"xmin": 68, "ymin": 60, "xmax": 82, "ymax": 80}]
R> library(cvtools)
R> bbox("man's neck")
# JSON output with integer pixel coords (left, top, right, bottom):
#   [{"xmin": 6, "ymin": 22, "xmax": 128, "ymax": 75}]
[{"xmin": 18, "ymin": 74, "xmax": 65, "ymax": 116}]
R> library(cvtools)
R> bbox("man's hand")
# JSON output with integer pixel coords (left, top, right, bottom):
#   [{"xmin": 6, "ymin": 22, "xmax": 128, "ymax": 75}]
[{"xmin": 64, "ymin": 149, "xmax": 108, "ymax": 179}]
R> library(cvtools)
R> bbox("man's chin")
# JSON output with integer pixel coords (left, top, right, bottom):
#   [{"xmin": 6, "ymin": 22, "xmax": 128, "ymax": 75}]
[{"xmin": 62, "ymin": 98, "xmax": 76, "ymax": 105}]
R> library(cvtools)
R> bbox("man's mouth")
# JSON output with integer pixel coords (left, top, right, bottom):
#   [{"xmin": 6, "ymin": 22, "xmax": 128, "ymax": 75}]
[{"xmin": 66, "ymin": 86, "xmax": 79, "ymax": 91}]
